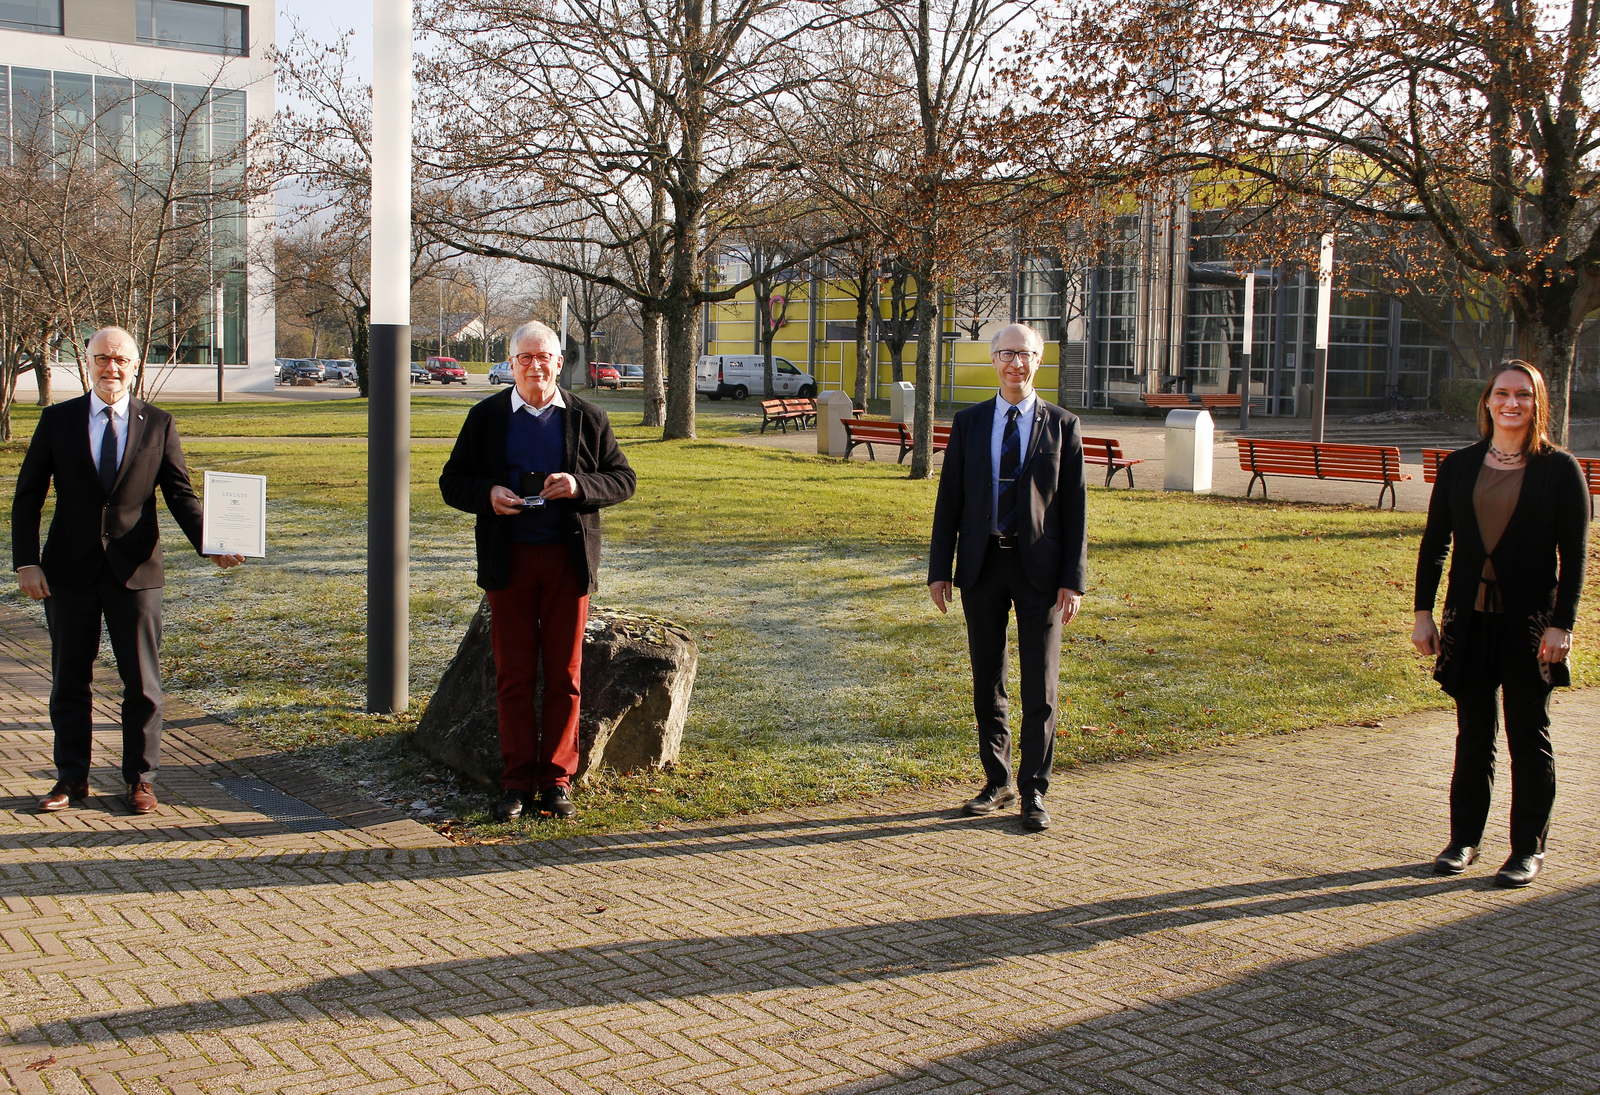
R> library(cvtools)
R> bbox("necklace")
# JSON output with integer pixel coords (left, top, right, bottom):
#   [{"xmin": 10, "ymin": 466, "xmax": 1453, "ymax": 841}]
[{"xmin": 1487, "ymin": 441, "xmax": 1525, "ymax": 464}]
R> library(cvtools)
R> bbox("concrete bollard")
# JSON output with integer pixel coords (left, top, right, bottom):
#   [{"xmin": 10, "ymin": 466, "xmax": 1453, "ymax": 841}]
[
  {"xmin": 1164, "ymin": 408, "xmax": 1214, "ymax": 493},
  {"xmin": 816, "ymin": 390, "xmax": 855, "ymax": 456},
  {"xmin": 889, "ymin": 381, "xmax": 915, "ymax": 424}
]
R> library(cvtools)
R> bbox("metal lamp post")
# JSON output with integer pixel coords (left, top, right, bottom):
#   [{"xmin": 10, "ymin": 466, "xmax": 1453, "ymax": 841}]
[
  {"xmin": 367, "ymin": 0, "xmax": 412, "ymax": 714},
  {"xmin": 1310, "ymin": 233, "xmax": 1334, "ymax": 444},
  {"xmin": 1239, "ymin": 269, "xmax": 1255, "ymax": 432}
]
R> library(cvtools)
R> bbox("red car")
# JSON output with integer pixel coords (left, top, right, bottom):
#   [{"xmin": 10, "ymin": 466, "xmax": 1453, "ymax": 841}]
[
  {"xmin": 589, "ymin": 362, "xmax": 620, "ymax": 388},
  {"xmin": 425, "ymin": 356, "xmax": 468, "ymax": 384}
]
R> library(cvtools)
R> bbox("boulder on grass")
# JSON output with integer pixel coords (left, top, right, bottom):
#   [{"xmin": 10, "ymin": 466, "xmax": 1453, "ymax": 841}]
[{"xmin": 413, "ymin": 598, "xmax": 698, "ymax": 787}]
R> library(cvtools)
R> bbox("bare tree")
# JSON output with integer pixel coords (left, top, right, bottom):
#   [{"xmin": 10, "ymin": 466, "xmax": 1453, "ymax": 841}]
[
  {"xmin": 1016, "ymin": 0, "xmax": 1600, "ymax": 444},
  {"xmin": 416, "ymin": 0, "xmax": 857, "ymax": 439}
]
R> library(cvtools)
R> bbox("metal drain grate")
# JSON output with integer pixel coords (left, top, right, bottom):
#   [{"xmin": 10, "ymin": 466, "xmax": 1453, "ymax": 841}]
[{"xmin": 213, "ymin": 778, "xmax": 346, "ymax": 833}]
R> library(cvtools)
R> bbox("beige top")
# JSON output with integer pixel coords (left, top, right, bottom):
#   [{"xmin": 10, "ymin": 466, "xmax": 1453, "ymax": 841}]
[{"xmin": 1474, "ymin": 462, "xmax": 1526, "ymax": 612}]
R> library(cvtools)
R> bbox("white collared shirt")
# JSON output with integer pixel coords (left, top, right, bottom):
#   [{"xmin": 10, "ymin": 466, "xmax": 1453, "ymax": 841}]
[
  {"xmin": 511, "ymin": 385, "xmax": 567, "ymax": 418},
  {"xmin": 89, "ymin": 391, "xmax": 132, "ymax": 474},
  {"xmin": 989, "ymin": 390, "xmax": 1038, "ymax": 534}
]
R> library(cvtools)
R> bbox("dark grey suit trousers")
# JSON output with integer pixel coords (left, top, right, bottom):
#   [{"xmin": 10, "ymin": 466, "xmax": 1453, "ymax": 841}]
[
  {"xmin": 44, "ymin": 564, "xmax": 164, "ymax": 785},
  {"xmin": 961, "ymin": 539, "xmax": 1062, "ymax": 797}
]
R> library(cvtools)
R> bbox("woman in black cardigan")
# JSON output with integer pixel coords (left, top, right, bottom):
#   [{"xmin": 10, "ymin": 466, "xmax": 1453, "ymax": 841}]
[{"xmin": 1413, "ymin": 361, "xmax": 1588, "ymax": 888}]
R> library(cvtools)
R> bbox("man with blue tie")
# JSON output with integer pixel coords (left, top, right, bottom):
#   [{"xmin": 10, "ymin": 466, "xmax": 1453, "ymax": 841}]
[
  {"xmin": 12, "ymin": 326, "xmax": 243, "ymax": 815},
  {"xmin": 928, "ymin": 322, "xmax": 1088, "ymax": 831}
]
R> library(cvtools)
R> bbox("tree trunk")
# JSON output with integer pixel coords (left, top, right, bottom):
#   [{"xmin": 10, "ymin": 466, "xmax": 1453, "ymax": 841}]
[
  {"xmin": 909, "ymin": 256, "xmax": 939, "ymax": 479},
  {"xmin": 353, "ymin": 303, "xmax": 371, "ymax": 398},
  {"xmin": 663, "ymin": 301, "xmax": 697, "ymax": 440},
  {"xmin": 34, "ymin": 355, "xmax": 51, "ymax": 406},
  {"xmin": 1517, "ymin": 317, "xmax": 1579, "ymax": 448},
  {"xmin": 853, "ymin": 255, "xmax": 872, "ymax": 410},
  {"xmin": 641, "ymin": 306, "xmax": 666, "ymax": 427}
]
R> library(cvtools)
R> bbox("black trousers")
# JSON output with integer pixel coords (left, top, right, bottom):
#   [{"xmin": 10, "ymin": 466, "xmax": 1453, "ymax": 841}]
[
  {"xmin": 1450, "ymin": 612, "xmax": 1556, "ymax": 856},
  {"xmin": 960, "ymin": 540, "xmax": 1063, "ymax": 797},
  {"xmin": 43, "ymin": 567, "xmax": 164, "ymax": 786}
]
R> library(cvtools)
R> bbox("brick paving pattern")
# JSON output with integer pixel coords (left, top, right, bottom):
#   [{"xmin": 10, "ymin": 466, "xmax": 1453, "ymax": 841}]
[{"xmin": 0, "ymin": 602, "xmax": 1596, "ymax": 1093}]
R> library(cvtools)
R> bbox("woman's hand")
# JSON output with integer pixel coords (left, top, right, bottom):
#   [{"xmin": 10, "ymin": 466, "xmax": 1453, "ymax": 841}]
[
  {"xmin": 1411, "ymin": 611, "xmax": 1440, "ymax": 656},
  {"xmin": 1539, "ymin": 627, "xmax": 1573, "ymax": 664}
]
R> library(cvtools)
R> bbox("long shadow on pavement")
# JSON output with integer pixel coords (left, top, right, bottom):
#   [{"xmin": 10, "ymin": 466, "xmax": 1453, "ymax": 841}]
[{"xmin": 5, "ymin": 864, "xmax": 1503, "ymax": 1049}]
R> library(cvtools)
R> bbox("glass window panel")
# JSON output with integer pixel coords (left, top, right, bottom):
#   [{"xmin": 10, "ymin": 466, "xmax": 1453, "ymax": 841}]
[
  {"xmin": 94, "ymin": 76, "xmax": 134, "ymax": 168},
  {"xmin": 135, "ymin": 82, "xmax": 172, "ymax": 171},
  {"xmin": 10, "ymin": 68, "xmax": 50, "ymax": 164},
  {"xmin": 0, "ymin": 68, "xmax": 9, "ymax": 165},
  {"xmin": 0, "ymin": 0, "xmax": 60, "ymax": 34},
  {"xmin": 54, "ymin": 71, "xmax": 92, "ymax": 165},
  {"xmin": 137, "ymin": 0, "xmax": 248, "ymax": 56}
]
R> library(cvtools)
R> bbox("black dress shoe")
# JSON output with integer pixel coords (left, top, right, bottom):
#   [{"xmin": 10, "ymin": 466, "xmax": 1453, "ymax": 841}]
[
  {"xmin": 540, "ymin": 786, "xmax": 576, "ymax": 819},
  {"xmin": 1433, "ymin": 843, "xmax": 1478, "ymax": 875},
  {"xmin": 961, "ymin": 784, "xmax": 1018, "ymax": 816},
  {"xmin": 494, "ymin": 790, "xmax": 526, "ymax": 822},
  {"xmin": 1020, "ymin": 792, "xmax": 1051, "ymax": 832},
  {"xmin": 37, "ymin": 780, "xmax": 88, "ymax": 813},
  {"xmin": 1494, "ymin": 853, "xmax": 1544, "ymax": 888}
]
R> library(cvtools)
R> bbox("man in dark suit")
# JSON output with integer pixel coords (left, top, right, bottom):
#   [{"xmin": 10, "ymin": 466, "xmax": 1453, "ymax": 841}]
[
  {"xmin": 440, "ymin": 320, "xmax": 636, "ymax": 822},
  {"xmin": 928, "ymin": 322, "xmax": 1088, "ymax": 832},
  {"xmin": 12, "ymin": 326, "xmax": 244, "ymax": 815}
]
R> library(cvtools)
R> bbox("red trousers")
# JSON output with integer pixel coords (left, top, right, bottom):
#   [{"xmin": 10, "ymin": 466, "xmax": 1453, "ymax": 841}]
[{"xmin": 486, "ymin": 543, "xmax": 588, "ymax": 791}]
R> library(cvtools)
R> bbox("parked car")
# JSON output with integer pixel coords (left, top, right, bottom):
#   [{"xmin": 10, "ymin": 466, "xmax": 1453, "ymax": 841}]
[
  {"xmin": 274, "ymin": 358, "xmax": 290, "ymax": 383},
  {"xmin": 425, "ymin": 356, "xmax": 468, "ymax": 384},
  {"xmin": 322, "ymin": 359, "xmax": 357, "ymax": 384},
  {"xmin": 589, "ymin": 362, "xmax": 621, "ymax": 388},
  {"xmin": 284, "ymin": 359, "xmax": 324, "ymax": 382},
  {"xmin": 410, "ymin": 362, "xmax": 429, "ymax": 384},
  {"xmin": 695, "ymin": 354, "xmax": 817, "ymax": 400},
  {"xmin": 487, "ymin": 360, "xmax": 513, "ymax": 385},
  {"xmin": 615, "ymin": 363, "xmax": 644, "ymax": 388}
]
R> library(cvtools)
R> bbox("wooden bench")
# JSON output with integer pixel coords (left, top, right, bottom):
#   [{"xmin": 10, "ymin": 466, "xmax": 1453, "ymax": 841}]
[
  {"xmin": 1082, "ymin": 435, "xmax": 1142, "ymax": 488},
  {"xmin": 1197, "ymin": 393, "xmax": 1240, "ymax": 410},
  {"xmin": 843, "ymin": 419, "xmax": 951, "ymax": 462},
  {"xmin": 1427, "ymin": 445, "xmax": 1600, "ymax": 516},
  {"xmin": 1140, "ymin": 393, "xmax": 1193, "ymax": 411},
  {"xmin": 781, "ymin": 398, "xmax": 817, "ymax": 429},
  {"xmin": 1237, "ymin": 437, "xmax": 1411, "ymax": 509},
  {"xmin": 759, "ymin": 399, "xmax": 807, "ymax": 434}
]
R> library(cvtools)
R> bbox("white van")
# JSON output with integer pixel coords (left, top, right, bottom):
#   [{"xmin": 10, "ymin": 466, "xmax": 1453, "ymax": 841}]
[{"xmin": 696, "ymin": 354, "xmax": 817, "ymax": 400}]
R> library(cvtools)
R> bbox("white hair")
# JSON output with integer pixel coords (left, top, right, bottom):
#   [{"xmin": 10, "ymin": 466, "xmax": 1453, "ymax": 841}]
[
  {"xmin": 990, "ymin": 323, "xmax": 1044, "ymax": 355},
  {"xmin": 508, "ymin": 321, "xmax": 562, "ymax": 357},
  {"xmin": 88, "ymin": 326, "xmax": 141, "ymax": 364}
]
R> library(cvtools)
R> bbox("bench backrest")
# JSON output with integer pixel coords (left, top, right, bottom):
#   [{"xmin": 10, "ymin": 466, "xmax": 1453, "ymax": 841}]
[
  {"xmin": 760, "ymin": 399, "xmax": 787, "ymax": 414},
  {"xmin": 1197, "ymin": 394, "xmax": 1242, "ymax": 408},
  {"xmin": 845, "ymin": 419, "xmax": 910, "ymax": 442},
  {"xmin": 1580, "ymin": 457, "xmax": 1600, "ymax": 495},
  {"xmin": 1421, "ymin": 447, "xmax": 1453, "ymax": 483},
  {"xmin": 1141, "ymin": 393, "xmax": 1192, "ymax": 407},
  {"xmin": 1237, "ymin": 437, "xmax": 1406, "ymax": 482},
  {"xmin": 782, "ymin": 398, "xmax": 815, "ymax": 412},
  {"xmin": 1080, "ymin": 435, "xmax": 1124, "ymax": 461}
]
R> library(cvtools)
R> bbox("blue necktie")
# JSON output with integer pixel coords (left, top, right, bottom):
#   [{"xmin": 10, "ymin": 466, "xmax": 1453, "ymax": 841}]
[
  {"xmin": 99, "ymin": 408, "xmax": 118, "ymax": 493},
  {"xmin": 997, "ymin": 405, "xmax": 1020, "ymax": 534}
]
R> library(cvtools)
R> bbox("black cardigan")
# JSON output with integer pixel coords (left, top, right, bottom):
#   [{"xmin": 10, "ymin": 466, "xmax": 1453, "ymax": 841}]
[
  {"xmin": 1415, "ymin": 439, "xmax": 1588, "ymax": 692},
  {"xmin": 439, "ymin": 388, "xmax": 636, "ymax": 592}
]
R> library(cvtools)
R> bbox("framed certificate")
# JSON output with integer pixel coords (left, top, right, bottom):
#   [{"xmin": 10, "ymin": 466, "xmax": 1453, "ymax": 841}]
[{"xmin": 201, "ymin": 471, "xmax": 267, "ymax": 558}]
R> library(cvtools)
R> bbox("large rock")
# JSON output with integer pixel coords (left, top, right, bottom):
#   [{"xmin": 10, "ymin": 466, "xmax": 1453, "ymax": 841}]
[{"xmin": 414, "ymin": 599, "xmax": 698, "ymax": 787}]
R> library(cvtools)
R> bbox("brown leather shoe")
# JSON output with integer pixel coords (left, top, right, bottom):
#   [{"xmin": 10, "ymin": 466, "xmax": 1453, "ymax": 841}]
[
  {"xmin": 37, "ymin": 781, "xmax": 88, "ymax": 813},
  {"xmin": 126, "ymin": 782, "xmax": 158, "ymax": 814}
]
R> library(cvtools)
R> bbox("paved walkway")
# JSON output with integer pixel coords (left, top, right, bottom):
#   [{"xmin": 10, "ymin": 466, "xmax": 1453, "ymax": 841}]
[{"xmin": 1, "ymin": 605, "xmax": 1597, "ymax": 1093}]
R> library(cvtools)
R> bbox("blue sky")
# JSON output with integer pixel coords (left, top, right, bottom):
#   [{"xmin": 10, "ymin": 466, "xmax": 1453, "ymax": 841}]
[{"xmin": 277, "ymin": 0, "xmax": 375, "ymax": 83}]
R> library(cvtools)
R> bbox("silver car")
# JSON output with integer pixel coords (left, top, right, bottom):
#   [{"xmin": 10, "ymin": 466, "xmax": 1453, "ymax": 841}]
[
  {"xmin": 488, "ymin": 361, "xmax": 513, "ymax": 385},
  {"xmin": 322, "ymin": 359, "xmax": 357, "ymax": 384}
]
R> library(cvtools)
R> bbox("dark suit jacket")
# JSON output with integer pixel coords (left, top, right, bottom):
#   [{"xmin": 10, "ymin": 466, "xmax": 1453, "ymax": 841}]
[
  {"xmin": 11, "ymin": 395, "xmax": 206, "ymax": 590},
  {"xmin": 439, "ymin": 387, "xmax": 637, "ymax": 592},
  {"xmin": 928, "ymin": 396, "xmax": 1088, "ymax": 595}
]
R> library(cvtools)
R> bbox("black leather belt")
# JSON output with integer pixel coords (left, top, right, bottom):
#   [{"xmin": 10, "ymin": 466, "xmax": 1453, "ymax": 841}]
[{"xmin": 990, "ymin": 533, "xmax": 1019, "ymax": 550}]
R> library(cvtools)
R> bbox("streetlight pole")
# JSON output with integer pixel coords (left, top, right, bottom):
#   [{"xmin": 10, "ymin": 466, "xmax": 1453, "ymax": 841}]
[
  {"xmin": 1310, "ymin": 233, "xmax": 1334, "ymax": 444},
  {"xmin": 367, "ymin": 0, "xmax": 412, "ymax": 714},
  {"xmin": 1239, "ymin": 269, "xmax": 1254, "ymax": 432}
]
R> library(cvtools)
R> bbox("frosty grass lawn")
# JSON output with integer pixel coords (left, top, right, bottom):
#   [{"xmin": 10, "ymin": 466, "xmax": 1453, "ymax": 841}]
[{"xmin": 3, "ymin": 393, "xmax": 1595, "ymax": 842}]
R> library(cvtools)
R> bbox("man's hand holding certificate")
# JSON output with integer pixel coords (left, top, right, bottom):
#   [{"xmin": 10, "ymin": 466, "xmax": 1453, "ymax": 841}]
[{"xmin": 201, "ymin": 471, "xmax": 267, "ymax": 560}]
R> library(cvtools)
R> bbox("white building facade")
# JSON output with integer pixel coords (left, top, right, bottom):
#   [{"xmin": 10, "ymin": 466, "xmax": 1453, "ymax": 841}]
[{"xmin": 1, "ymin": 0, "xmax": 274, "ymax": 395}]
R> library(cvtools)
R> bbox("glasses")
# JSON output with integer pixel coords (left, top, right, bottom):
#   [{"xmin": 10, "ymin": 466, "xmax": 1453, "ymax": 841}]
[
  {"xmin": 513, "ymin": 352, "xmax": 557, "ymax": 367},
  {"xmin": 92, "ymin": 354, "xmax": 134, "ymax": 368},
  {"xmin": 993, "ymin": 349, "xmax": 1038, "ymax": 364}
]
